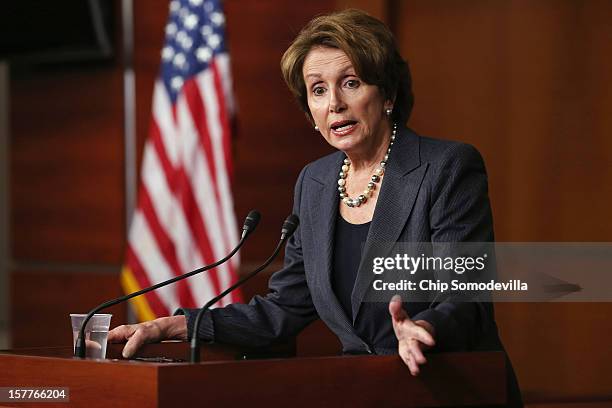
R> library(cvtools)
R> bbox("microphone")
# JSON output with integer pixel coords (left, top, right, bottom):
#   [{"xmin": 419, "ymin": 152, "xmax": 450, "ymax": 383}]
[
  {"xmin": 242, "ymin": 209, "xmax": 261, "ymax": 238},
  {"xmin": 74, "ymin": 210, "xmax": 261, "ymax": 358},
  {"xmin": 190, "ymin": 214, "xmax": 300, "ymax": 363},
  {"xmin": 281, "ymin": 214, "xmax": 299, "ymax": 240}
]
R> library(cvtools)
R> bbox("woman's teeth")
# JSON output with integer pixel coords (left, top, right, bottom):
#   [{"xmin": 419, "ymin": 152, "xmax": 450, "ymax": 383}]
[{"xmin": 334, "ymin": 123, "xmax": 355, "ymax": 132}]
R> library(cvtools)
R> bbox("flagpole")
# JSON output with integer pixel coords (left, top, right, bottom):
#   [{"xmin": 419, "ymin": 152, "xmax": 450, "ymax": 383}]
[{"xmin": 122, "ymin": 0, "xmax": 138, "ymax": 324}]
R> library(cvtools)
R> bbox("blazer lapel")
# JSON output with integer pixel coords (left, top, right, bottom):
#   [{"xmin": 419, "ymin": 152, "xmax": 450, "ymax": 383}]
[
  {"xmin": 351, "ymin": 129, "xmax": 427, "ymax": 322},
  {"xmin": 306, "ymin": 153, "xmax": 356, "ymax": 329}
]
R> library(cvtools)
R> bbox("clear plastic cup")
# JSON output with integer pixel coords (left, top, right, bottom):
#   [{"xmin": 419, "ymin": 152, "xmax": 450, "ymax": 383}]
[{"xmin": 70, "ymin": 313, "xmax": 112, "ymax": 359}]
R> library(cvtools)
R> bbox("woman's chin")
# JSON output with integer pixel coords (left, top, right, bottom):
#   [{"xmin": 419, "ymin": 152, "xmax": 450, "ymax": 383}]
[{"xmin": 331, "ymin": 135, "xmax": 361, "ymax": 153}]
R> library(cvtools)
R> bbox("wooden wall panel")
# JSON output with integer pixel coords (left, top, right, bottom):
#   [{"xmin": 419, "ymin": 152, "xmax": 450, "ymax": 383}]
[
  {"xmin": 9, "ymin": 66, "xmax": 125, "ymax": 264},
  {"xmin": 395, "ymin": 0, "xmax": 612, "ymax": 402},
  {"xmin": 8, "ymin": 1, "xmax": 126, "ymax": 347},
  {"xmin": 335, "ymin": 0, "xmax": 388, "ymax": 20},
  {"xmin": 396, "ymin": 0, "xmax": 612, "ymax": 242},
  {"xmin": 496, "ymin": 302, "xmax": 612, "ymax": 401},
  {"xmin": 133, "ymin": 0, "xmax": 168, "ymax": 172},
  {"xmin": 10, "ymin": 269, "xmax": 127, "ymax": 348}
]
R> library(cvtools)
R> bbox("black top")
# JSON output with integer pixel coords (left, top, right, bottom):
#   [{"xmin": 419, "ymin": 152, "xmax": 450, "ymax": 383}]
[{"xmin": 332, "ymin": 215, "xmax": 371, "ymax": 321}]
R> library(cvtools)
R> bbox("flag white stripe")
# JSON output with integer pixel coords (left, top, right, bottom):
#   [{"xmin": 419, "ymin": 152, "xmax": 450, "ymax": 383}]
[
  {"xmin": 153, "ymin": 81, "xmax": 179, "ymax": 167},
  {"xmin": 196, "ymin": 69, "xmax": 240, "ymax": 276},
  {"xmin": 212, "ymin": 56, "xmax": 241, "ymax": 284},
  {"xmin": 176, "ymin": 92, "xmax": 233, "ymax": 306},
  {"xmin": 141, "ymin": 140, "xmax": 217, "ymax": 304},
  {"xmin": 215, "ymin": 54, "xmax": 236, "ymax": 116},
  {"xmin": 129, "ymin": 211, "xmax": 180, "ymax": 311},
  {"xmin": 152, "ymin": 83, "xmax": 222, "ymax": 306}
]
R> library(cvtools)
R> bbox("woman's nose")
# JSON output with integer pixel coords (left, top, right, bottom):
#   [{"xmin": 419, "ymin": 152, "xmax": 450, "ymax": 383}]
[{"xmin": 329, "ymin": 89, "xmax": 347, "ymax": 113}]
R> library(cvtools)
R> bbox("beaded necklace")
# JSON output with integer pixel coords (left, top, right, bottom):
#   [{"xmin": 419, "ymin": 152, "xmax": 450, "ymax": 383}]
[{"xmin": 337, "ymin": 122, "xmax": 397, "ymax": 208}]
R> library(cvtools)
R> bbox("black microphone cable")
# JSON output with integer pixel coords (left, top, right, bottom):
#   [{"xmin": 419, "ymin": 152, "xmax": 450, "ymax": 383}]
[
  {"xmin": 190, "ymin": 214, "xmax": 299, "ymax": 363},
  {"xmin": 74, "ymin": 210, "xmax": 261, "ymax": 358}
]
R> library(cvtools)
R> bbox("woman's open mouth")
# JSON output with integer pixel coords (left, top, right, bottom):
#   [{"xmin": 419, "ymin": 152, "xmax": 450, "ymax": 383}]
[{"xmin": 330, "ymin": 120, "xmax": 358, "ymax": 136}]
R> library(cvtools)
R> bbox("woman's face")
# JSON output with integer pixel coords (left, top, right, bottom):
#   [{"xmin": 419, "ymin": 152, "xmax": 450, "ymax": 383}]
[{"xmin": 303, "ymin": 46, "xmax": 392, "ymax": 157}]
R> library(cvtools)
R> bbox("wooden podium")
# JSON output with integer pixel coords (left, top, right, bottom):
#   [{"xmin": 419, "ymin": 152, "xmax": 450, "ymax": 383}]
[{"xmin": 0, "ymin": 342, "xmax": 506, "ymax": 407}]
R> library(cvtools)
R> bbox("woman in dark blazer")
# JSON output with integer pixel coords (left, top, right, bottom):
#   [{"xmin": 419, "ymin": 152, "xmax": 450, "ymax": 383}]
[{"xmin": 110, "ymin": 9, "xmax": 522, "ymax": 406}]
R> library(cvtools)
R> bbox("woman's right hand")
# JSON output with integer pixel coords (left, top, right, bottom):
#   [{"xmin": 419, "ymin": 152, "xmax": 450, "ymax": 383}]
[{"xmin": 107, "ymin": 315, "xmax": 188, "ymax": 358}]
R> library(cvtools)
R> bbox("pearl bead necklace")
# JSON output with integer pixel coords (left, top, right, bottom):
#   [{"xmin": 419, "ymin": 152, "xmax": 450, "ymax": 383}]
[{"xmin": 337, "ymin": 123, "xmax": 397, "ymax": 208}]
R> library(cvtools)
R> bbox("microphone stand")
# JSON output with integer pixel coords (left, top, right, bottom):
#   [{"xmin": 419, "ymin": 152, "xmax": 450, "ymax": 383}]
[
  {"xmin": 74, "ymin": 211, "xmax": 260, "ymax": 358},
  {"xmin": 190, "ymin": 215, "xmax": 299, "ymax": 363}
]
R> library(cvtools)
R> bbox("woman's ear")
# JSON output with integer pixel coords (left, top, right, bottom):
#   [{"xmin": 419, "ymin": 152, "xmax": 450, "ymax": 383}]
[
  {"xmin": 384, "ymin": 100, "xmax": 395, "ymax": 115},
  {"xmin": 384, "ymin": 92, "xmax": 397, "ymax": 111}
]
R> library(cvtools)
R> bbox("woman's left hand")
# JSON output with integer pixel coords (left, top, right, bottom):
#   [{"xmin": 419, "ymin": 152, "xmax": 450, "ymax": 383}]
[{"xmin": 388, "ymin": 295, "xmax": 436, "ymax": 376}]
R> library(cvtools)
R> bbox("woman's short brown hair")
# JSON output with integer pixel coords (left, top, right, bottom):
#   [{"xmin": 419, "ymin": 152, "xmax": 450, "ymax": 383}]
[{"xmin": 280, "ymin": 9, "xmax": 413, "ymax": 125}]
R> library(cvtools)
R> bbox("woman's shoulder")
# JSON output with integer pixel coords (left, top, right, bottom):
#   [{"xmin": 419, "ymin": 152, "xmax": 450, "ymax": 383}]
[
  {"xmin": 411, "ymin": 130, "xmax": 486, "ymax": 170},
  {"xmin": 416, "ymin": 131, "xmax": 482, "ymax": 160}
]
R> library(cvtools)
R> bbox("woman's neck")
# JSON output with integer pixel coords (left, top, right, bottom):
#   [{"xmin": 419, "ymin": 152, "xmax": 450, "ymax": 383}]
[{"xmin": 345, "ymin": 123, "xmax": 392, "ymax": 172}]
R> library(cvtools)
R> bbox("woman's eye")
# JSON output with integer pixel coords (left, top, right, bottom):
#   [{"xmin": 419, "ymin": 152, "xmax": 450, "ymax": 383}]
[
  {"xmin": 312, "ymin": 86, "xmax": 326, "ymax": 96},
  {"xmin": 345, "ymin": 79, "xmax": 360, "ymax": 88}
]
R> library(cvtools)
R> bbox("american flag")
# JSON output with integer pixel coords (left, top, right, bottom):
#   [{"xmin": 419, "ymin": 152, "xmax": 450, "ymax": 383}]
[{"xmin": 121, "ymin": 0, "xmax": 241, "ymax": 321}]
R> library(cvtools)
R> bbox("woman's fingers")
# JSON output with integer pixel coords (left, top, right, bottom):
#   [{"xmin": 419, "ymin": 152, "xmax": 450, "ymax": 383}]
[
  {"xmin": 122, "ymin": 322, "xmax": 162, "ymax": 358},
  {"xmin": 411, "ymin": 325, "xmax": 435, "ymax": 348},
  {"xmin": 122, "ymin": 327, "xmax": 149, "ymax": 358},
  {"xmin": 397, "ymin": 321, "xmax": 433, "ymax": 345},
  {"xmin": 107, "ymin": 324, "xmax": 137, "ymax": 343},
  {"xmin": 388, "ymin": 295, "xmax": 409, "ymax": 323},
  {"xmin": 400, "ymin": 339, "xmax": 425, "ymax": 376},
  {"xmin": 396, "ymin": 325, "xmax": 434, "ymax": 374},
  {"xmin": 389, "ymin": 296, "xmax": 412, "ymax": 340},
  {"xmin": 389, "ymin": 298, "xmax": 437, "ymax": 375},
  {"xmin": 399, "ymin": 343, "xmax": 420, "ymax": 376},
  {"xmin": 408, "ymin": 338, "xmax": 427, "ymax": 364},
  {"xmin": 407, "ymin": 354, "xmax": 420, "ymax": 376},
  {"xmin": 107, "ymin": 316, "xmax": 187, "ymax": 359},
  {"xmin": 108, "ymin": 321, "xmax": 163, "ymax": 359},
  {"xmin": 390, "ymin": 313, "xmax": 435, "ymax": 348},
  {"xmin": 84, "ymin": 339, "xmax": 102, "ymax": 350}
]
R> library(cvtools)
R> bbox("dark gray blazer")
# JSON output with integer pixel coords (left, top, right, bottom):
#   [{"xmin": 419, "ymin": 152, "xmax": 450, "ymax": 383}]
[{"xmin": 180, "ymin": 127, "xmax": 522, "ymax": 405}]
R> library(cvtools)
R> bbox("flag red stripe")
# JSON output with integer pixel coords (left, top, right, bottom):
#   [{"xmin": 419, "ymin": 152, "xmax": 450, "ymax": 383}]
[
  {"xmin": 139, "ymin": 185, "xmax": 197, "ymax": 308},
  {"xmin": 210, "ymin": 59, "xmax": 242, "ymax": 303},
  {"xmin": 211, "ymin": 60, "xmax": 234, "ymax": 182},
  {"xmin": 175, "ymin": 167, "xmax": 223, "ymax": 297},
  {"xmin": 126, "ymin": 245, "xmax": 169, "ymax": 316},
  {"xmin": 183, "ymin": 79, "xmax": 220, "ymax": 203},
  {"xmin": 151, "ymin": 116, "xmax": 224, "ymax": 300},
  {"xmin": 150, "ymin": 116, "xmax": 223, "ymax": 303},
  {"xmin": 150, "ymin": 119, "xmax": 178, "ymax": 194},
  {"xmin": 182, "ymin": 77, "xmax": 235, "ymax": 302}
]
